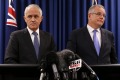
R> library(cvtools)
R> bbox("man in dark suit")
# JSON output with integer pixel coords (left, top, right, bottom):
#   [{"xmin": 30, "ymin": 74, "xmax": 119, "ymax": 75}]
[
  {"xmin": 4, "ymin": 4, "xmax": 56, "ymax": 64},
  {"xmin": 67, "ymin": 4, "xmax": 118, "ymax": 65}
]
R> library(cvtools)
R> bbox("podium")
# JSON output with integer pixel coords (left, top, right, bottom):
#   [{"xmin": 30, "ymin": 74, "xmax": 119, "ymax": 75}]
[
  {"xmin": 90, "ymin": 64, "xmax": 120, "ymax": 80},
  {"xmin": 0, "ymin": 64, "xmax": 40, "ymax": 80},
  {"xmin": 0, "ymin": 64, "xmax": 120, "ymax": 80},
  {"xmin": 77, "ymin": 64, "xmax": 120, "ymax": 80}
]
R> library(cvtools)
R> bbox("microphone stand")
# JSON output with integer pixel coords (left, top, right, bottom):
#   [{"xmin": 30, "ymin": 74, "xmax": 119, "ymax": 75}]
[
  {"xmin": 75, "ymin": 54, "xmax": 99, "ymax": 80},
  {"xmin": 61, "ymin": 68, "xmax": 69, "ymax": 80},
  {"xmin": 39, "ymin": 69, "xmax": 46, "ymax": 80},
  {"xmin": 72, "ymin": 69, "xmax": 77, "ymax": 80}
]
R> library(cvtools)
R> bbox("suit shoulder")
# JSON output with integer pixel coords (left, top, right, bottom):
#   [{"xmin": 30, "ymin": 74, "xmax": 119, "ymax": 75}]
[
  {"xmin": 71, "ymin": 27, "xmax": 86, "ymax": 34},
  {"xmin": 101, "ymin": 28, "xmax": 113, "ymax": 35},
  {"xmin": 40, "ymin": 30, "xmax": 53, "ymax": 38},
  {"xmin": 40, "ymin": 30, "xmax": 51, "ymax": 35},
  {"xmin": 10, "ymin": 29, "xmax": 28, "ymax": 39},
  {"xmin": 11, "ymin": 29, "xmax": 25, "ymax": 35}
]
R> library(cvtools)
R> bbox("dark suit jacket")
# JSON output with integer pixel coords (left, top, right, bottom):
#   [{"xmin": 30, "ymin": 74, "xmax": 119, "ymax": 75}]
[
  {"xmin": 4, "ymin": 28, "xmax": 56, "ymax": 64},
  {"xmin": 67, "ymin": 26, "xmax": 118, "ymax": 65}
]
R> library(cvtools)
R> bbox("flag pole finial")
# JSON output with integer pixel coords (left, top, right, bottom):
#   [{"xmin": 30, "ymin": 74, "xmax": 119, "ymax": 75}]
[{"xmin": 92, "ymin": 0, "xmax": 97, "ymax": 6}]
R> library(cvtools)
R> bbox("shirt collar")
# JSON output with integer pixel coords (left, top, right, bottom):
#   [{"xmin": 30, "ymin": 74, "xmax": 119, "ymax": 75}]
[
  {"xmin": 27, "ymin": 27, "xmax": 39, "ymax": 36},
  {"xmin": 87, "ymin": 24, "xmax": 100, "ymax": 33}
]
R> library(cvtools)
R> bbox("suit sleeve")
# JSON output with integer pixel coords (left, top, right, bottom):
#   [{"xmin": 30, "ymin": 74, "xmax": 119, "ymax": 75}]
[
  {"xmin": 66, "ymin": 31, "xmax": 77, "ymax": 53},
  {"xmin": 50, "ymin": 35, "xmax": 57, "ymax": 52},
  {"xmin": 4, "ymin": 32, "xmax": 19, "ymax": 63},
  {"xmin": 110, "ymin": 33, "xmax": 118, "ymax": 64}
]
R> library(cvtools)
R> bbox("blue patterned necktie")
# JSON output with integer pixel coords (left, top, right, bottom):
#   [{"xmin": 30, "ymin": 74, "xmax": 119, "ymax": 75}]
[
  {"xmin": 93, "ymin": 30, "xmax": 100, "ymax": 55},
  {"xmin": 32, "ymin": 32, "xmax": 39, "ymax": 58}
]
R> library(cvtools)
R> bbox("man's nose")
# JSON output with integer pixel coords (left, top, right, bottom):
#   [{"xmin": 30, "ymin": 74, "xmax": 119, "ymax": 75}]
[{"xmin": 31, "ymin": 17, "xmax": 35, "ymax": 21}]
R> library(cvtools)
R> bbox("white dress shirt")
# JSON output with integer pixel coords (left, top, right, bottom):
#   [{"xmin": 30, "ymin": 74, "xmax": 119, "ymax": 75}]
[
  {"xmin": 27, "ymin": 27, "xmax": 40, "ymax": 45},
  {"xmin": 87, "ymin": 24, "xmax": 101, "ymax": 47}
]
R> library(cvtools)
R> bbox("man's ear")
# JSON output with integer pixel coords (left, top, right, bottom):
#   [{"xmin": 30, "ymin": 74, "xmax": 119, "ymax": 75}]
[{"xmin": 23, "ymin": 16, "xmax": 26, "ymax": 22}]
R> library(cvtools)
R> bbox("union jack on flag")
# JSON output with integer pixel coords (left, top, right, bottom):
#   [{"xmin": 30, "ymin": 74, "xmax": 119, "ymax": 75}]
[{"xmin": 6, "ymin": 0, "xmax": 17, "ymax": 27}]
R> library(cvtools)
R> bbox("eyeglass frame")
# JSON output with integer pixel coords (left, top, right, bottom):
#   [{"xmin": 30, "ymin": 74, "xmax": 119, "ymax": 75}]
[{"xmin": 90, "ymin": 12, "xmax": 106, "ymax": 18}]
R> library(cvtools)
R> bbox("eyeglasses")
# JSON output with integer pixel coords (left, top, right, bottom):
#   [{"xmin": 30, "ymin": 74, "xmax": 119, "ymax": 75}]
[{"xmin": 91, "ymin": 12, "xmax": 106, "ymax": 17}]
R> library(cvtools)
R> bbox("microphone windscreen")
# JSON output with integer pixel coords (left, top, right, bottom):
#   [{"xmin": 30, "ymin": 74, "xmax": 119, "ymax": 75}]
[
  {"xmin": 46, "ymin": 51, "xmax": 59, "ymax": 65},
  {"xmin": 57, "ymin": 52, "xmax": 69, "ymax": 80},
  {"xmin": 57, "ymin": 52, "xmax": 68, "ymax": 71},
  {"xmin": 40, "ymin": 59, "xmax": 47, "ymax": 70},
  {"xmin": 60, "ymin": 49, "xmax": 75, "ymax": 63},
  {"xmin": 75, "ymin": 54, "xmax": 81, "ymax": 59}
]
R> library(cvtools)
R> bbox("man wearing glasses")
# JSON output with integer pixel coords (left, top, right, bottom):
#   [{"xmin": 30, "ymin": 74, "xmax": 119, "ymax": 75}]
[{"xmin": 67, "ymin": 4, "xmax": 118, "ymax": 65}]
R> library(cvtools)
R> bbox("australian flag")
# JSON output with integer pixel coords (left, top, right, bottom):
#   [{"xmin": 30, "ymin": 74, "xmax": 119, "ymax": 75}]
[
  {"xmin": 5, "ymin": 0, "xmax": 18, "ymax": 50},
  {"xmin": 6, "ymin": 0, "xmax": 17, "ymax": 27}
]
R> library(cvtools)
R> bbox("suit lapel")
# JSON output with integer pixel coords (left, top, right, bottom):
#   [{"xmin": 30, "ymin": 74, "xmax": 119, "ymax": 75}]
[
  {"xmin": 84, "ymin": 27, "xmax": 96, "ymax": 51},
  {"xmin": 82, "ymin": 27, "xmax": 98, "ymax": 56},
  {"xmin": 23, "ymin": 28, "xmax": 37, "ymax": 61},
  {"xmin": 38, "ymin": 30, "xmax": 45, "ymax": 60},
  {"xmin": 99, "ymin": 28, "xmax": 106, "ymax": 56}
]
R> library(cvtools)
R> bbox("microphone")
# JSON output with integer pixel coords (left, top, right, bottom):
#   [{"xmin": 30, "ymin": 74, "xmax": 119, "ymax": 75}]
[
  {"xmin": 69, "ymin": 59, "xmax": 82, "ymax": 80},
  {"xmin": 39, "ymin": 59, "xmax": 48, "ymax": 80},
  {"xmin": 75, "ymin": 54, "xmax": 99, "ymax": 80},
  {"xmin": 60, "ymin": 49, "xmax": 75, "ymax": 63},
  {"xmin": 57, "ymin": 51, "xmax": 69, "ymax": 80},
  {"xmin": 46, "ymin": 51, "xmax": 60, "ymax": 80},
  {"xmin": 59, "ymin": 49, "xmax": 77, "ymax": 80},
  {"xmin": 69, "ymin": 59, "xmax": 82, "ymax": 71}
]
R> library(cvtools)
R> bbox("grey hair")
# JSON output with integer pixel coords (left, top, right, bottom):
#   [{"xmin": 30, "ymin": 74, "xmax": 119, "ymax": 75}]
[
  {"xmin": 24, "ymin": 4, "xmax": 42, "ymax": 16},
  {"xmin": 88, "ymin": 4, "xmax": 105, "ymax": 14}
]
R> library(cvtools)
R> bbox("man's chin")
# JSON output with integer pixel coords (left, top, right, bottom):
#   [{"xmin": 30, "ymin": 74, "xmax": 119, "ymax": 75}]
[
  {"xmin": 29, "ymin": 27, "xmax": 38, "ymax": 31},
  {"xmin": 98, "ymin": 23, "xmax": 103, "ymax": 27}
]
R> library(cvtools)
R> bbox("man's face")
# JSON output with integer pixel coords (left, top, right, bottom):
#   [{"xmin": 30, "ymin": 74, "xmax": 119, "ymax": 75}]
[
  {"xmin": 24, "ymin": 7, "xmax": 43, "ymax": 31},
  {"xmin": 88, "ymin": 7, "xmax": 106, "ymax": 28}
]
